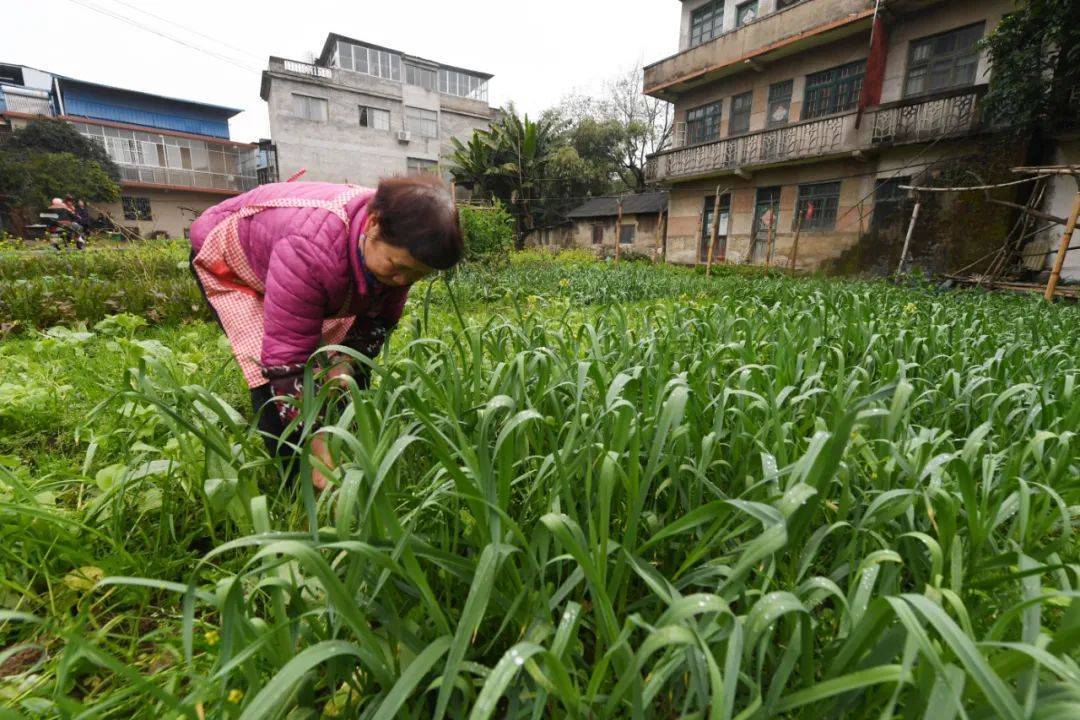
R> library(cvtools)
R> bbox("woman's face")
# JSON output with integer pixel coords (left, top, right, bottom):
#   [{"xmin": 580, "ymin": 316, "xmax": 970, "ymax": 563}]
[{"xmin": 363, "ymin": 215, "xmax": 435, "ymax": 287}]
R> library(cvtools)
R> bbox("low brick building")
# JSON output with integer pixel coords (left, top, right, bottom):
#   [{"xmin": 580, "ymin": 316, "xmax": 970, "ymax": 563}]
[{"xmin": 541, "ymin": 191, "xmax": 669, "ymax": 257}]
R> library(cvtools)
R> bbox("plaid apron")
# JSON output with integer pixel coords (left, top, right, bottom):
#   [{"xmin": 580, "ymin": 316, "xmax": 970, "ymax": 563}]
[{"xmin": 192, "ymin": 185, "xmax": 367, "ymax": 388}]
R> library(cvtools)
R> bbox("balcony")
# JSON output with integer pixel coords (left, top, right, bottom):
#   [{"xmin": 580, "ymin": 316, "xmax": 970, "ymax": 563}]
[
  {"xmin": 644, "ymin": 0, "xmax": 876, "ymax": 102},
  {"xmin": 646, "ymin": 86, "xmax": 984, "ymax": 183}
]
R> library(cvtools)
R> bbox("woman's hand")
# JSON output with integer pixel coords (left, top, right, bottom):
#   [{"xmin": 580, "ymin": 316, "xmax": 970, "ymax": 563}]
[{"xmin": 311, "ymin": 435, "xmax": 334, "ymax": 491}]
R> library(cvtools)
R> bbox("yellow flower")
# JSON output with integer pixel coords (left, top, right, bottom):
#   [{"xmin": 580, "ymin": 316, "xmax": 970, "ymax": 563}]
[
  {"xmin": 227, "ymin": 689, "xmax": 244, "ymax": 703},
  {"xmin": 903, "ymin": 302, "xmax": 918, "ymax": 314},
  {"xmin": 203, "ymin": 630, "xmax": 219, "ymax": 646},
  {"xmin": 559, "ymin": 278, "xmax": 570, "ymax": 288}
]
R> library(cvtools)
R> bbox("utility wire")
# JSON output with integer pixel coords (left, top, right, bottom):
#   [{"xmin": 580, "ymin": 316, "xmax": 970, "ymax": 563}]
[
  {"xmin": 101, "ymin": 0, "xmax": 265, "ymax": 63},
  {"xmin": 64, "ymin": 0, "xmax": 261, "ymax": 74}
]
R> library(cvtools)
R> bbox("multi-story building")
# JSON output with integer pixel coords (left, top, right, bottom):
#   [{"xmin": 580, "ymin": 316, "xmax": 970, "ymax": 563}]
[
  {"xmin": 260, "ymin": 34, "xmax": 496, "ymax": 188},
  {"xmin": 0, "ymin": 62, "xmax": 259, "ymax": 238},
  {"xmin": 643, "ymin": 0, "xmax": 1019, "ymax": 273}
]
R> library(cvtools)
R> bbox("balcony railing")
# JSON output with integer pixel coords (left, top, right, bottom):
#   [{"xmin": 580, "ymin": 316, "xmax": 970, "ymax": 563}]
[
  {"xmin": 647, "ymin": 86, "xmax": 984, "ymax": 183},
  {"xmin": 649, "ymin": 112, "xmax": 857, "ymax": 182},
  {"xmin": 272, "ymin": 58, "xmax": 333, "ymax": 79},
  {"xmin": 871, "ymin": 86, "xmax": 984, "ymax": 145},
  {"xmin": 644, "ymin": 0, "xmax": 875, "ymax": 99}
]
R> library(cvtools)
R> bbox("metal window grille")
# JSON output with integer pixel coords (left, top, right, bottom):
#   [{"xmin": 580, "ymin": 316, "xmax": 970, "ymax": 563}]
[
  {"xmin": 729, "ymin": 91, "xmax": 753, "ymax": 135},
  {"xmin": 736, "ymin": 0, "xmax": 758, "ymax": 27},
  {"xmin": 690, "ymin": 1, "xmax": 724, "ymax": 47},
  {"xmin": 803, "ymin": 60, "xmax": 866, "ymax": 119},
  {"xmin": 904, "ymin": 23, "xmax": 984, "ymax": 98},
  {"xmin": 619, "ymin": 224, "xmax": 636, "ymax": 245},
  {"xmin": 122, "ymin": 196, "xmax": 152, "ymax": 221},
  {"xmin": 686, "ymin": 101, "xmax": 722, "ymax": 144},
  {"xmin": 700, "ymin": 194, "xmax": 731, "ymax": 261},
  {"xmin": 767, "ymin": 80, "xmax": 793, "ymax": 127},
  {"xmin": 795, "ymin": 181, "xmax": 841, "ymax": 231}
]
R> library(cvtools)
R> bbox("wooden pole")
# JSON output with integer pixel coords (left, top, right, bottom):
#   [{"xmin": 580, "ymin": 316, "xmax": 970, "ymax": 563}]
[
  {"xmin": 1044, "ymin": 191, "xmax": 1080, "ymax": 302},
  {"xmin": 614, "ymin": 198, "xmax": 624, "ymax": 263},
  {"xmin": 789, "ymin": 206, "xmax": 805, "ymax": 274},
  {"xmin": 706, "ymin": 185, "xmax": 723, "ymax": 276},
  {"xmin": 895, "ymin": 195, "xmax": 922, "ymax": 277},
  {"xmin": 764, "ymin": 201, "xmax": 778, "ymax": 269},
  {"xmin": 656, "ymin": 209, "xmax": 667, "ymax": 263}
]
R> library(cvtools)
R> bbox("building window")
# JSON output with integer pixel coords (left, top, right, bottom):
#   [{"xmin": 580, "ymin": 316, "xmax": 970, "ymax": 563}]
[
  {"xmin": 690, "ymin": 1, "xmax": 725, "ymax": 47},
  {"xmin": 795, "ymin": 181, "xmax": 841, "ymax": 231},
  {"xmin": 359, "ymin": 105, "xmax": 390, "ymax": 130},
  {"xmin": 904, "ymin": 23, "xmax": 984, "ymax": 98},
  {"xmin": 700, "ymin": 193, "xmax": 730, "ymax": 261},
  {"xmin": 122, "ymin": 196, "xmax": 152, "ymax": 221},
  {"xmin": 292, "ymin": 93, "xmax": 328, "ymax": 122},
  {"xmin": 777, "ymin": 0, "xmax": 801, "ymax": 8},
  {"xmin": 803, "ymin": 60, "xmax": 866, "ymax": 119},
  {"xmin": 406, "ymin": 106, "xmax": 438, "ymax": 138},
  {"xmin": 736, "ymin": 1, "xmax": 759, "ymax": 27},
  {"xmin": 438, "ymin": 69, "xmax": 488, "ymax": 101},
  {"xmin": 336, "ymin": 41, "xmax": 401, "ymax": 81},
  {"xmin": 592, "ymin": 224, "xmax": 604, "ymax": 244},
  {"xmin": 406, "ymin": 157, "xmax": 439, "ymax": 174},
  {"xmin": 767, "ymin": 80, "xmax": 793, "ymax": 127},
  {"xmin": 729, "ymin": 91, "xmax": 753, "ymax": 135},
  {"xmin": 686, "ymin": 101, "xmax": 722, "ymax": 144},
  {"xmin": 406, "ymin": 63, "xmax": 438, "ymax": 92},
  {"xmin": 619, "ymin": 224, "xmax": 636, "ymax": 245}
]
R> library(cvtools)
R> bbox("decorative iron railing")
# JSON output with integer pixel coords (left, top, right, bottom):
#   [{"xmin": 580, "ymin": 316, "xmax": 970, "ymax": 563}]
[
  {"xmin": 646, "ymin": 86, "xmax": 987, "ymax": 183},
  {"xmin": 871, "ymin": 87, "xmax": 983, "ymax": 145},
  {"xmin": 648, "ymin": 112, "xmax": 855, "ymax": 182}
]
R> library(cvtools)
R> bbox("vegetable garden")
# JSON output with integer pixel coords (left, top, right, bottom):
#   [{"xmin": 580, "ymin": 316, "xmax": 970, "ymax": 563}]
[{"xmin": 1, "ymin": 245, "xmax": 1079, "ymax": 719}]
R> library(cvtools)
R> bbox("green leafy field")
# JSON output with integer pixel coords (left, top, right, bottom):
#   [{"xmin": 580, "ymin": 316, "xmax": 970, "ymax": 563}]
[{"xmin": 1, "ymin": 253, "xmax": 1079, "ymax": 719}]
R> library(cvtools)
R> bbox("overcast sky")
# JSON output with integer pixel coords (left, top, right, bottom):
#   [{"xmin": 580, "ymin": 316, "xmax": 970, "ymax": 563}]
[{"xmin": 8, "ymin": 0, "xmax": 681, "ymax": 141}]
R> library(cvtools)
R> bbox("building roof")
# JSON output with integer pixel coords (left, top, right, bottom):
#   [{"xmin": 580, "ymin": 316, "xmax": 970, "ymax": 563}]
[
  {"xmin": 318, "ymin": 33, "xmax": 494, "ymax": 80},
  {"xmin": 566, "ymin": 191, "xmax": 669, "ymax": 219},
  {"xmin": 57, "ymin": 76, "xmax": 243, "ymax": 116}
]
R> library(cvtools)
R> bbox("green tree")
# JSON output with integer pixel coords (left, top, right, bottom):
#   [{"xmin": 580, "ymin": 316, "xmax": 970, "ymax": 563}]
[
  {"xmin": 979, "ymin": 0, "xmax": 1080, "ymax": 138},
  {"xmin": 448, "ymin": 109, "xmax": 558, "ymax": 247},
  {"xmin": 3, "ymin": 118, "xmax": 120, "ymax": 180},
  {"xmin": 0, "ymin": 120, "xmax": 120, "ymax": 234}
]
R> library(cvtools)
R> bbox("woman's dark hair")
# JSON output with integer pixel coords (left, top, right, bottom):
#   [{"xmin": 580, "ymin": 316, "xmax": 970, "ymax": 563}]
[{"xmin": 369, "ymin": 174, "xmax": 463, "ymax": 270}]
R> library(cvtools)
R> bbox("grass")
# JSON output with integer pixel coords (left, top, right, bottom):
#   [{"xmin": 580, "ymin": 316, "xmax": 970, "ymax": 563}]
[{"xmin": 1, "ymin": 250, "xmax": 1079, "ymax": 718}]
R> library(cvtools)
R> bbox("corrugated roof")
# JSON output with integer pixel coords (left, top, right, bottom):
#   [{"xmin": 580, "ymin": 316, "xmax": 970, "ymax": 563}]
[{"xmin": 566, "ymin": 191, "xmax": 669, "ymax": 219}]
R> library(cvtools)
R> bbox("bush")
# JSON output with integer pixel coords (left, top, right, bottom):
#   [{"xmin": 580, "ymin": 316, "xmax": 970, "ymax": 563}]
[{"xmin": 459, "ymin": 202, "xmax": 514, "ymax": 264}]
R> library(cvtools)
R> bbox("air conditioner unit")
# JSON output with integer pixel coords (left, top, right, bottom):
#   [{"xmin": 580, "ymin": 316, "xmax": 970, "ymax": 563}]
[{"xmin": 397, "ymin": 130, "xmax": 412, "ymax": 143}]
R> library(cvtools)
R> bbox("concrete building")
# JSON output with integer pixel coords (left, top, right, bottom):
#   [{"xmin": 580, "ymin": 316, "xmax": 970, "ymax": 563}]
[
  {"xmin": 260, "ymin": 34, "xmax": 496, "ymax": 187},
  {"xmin": 0, "ymin": 62, "xmax": 259, "ymax": 238},
  {"xmin": 643, "ymin": 0, "xmax": 1022, "ymax": 274}
]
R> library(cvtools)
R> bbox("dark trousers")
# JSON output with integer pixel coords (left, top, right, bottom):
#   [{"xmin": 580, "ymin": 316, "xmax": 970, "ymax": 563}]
[{"xmin": 189, "ymin": 249, "xmax": 295, "ymax": 459}]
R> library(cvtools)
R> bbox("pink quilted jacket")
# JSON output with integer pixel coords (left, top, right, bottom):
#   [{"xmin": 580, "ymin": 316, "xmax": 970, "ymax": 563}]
[{"xmin": 189, "ymin": 182, "xmax": 409, "ymax": 371}]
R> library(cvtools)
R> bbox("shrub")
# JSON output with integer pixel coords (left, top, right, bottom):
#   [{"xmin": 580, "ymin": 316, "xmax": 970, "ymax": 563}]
[{"xmin": 459, "ymin": 202, "xmax": 514, "ymax": 264}]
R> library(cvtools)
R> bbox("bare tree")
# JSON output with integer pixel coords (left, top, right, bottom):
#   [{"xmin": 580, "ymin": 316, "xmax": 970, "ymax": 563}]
[{"xmin": 600, "ymin": 63, "xmax": 673, "ymax": 192}]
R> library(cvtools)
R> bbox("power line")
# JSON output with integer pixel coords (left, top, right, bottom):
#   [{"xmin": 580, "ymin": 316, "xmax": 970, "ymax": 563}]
[
  {"xmin": 101, "ymin": 0, "xmax": 265, "ymax": 63},
  {"xmin": 63, "ymin": 0, "xmax": 261, "ymax": 75}
]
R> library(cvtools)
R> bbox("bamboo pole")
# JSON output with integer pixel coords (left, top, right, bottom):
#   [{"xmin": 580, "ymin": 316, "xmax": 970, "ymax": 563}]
[
  {"xmin": 789, "ymin": 206, "xmax": 805, "ymax": 274},
  {"xmin": 895, "ymin": 195, "xmax": 922, "ymax": 277},
  {"xmin": 764, "ymin": 202, "xmax": 778, "ymax": 269},
  {"xmin": 706, "ymin": 185, "xmax": 723, "ymax": 276},
  {"xmin": 1044, "ymin": 191, "xmax": 1080, "ymax": 302},
  {"xmin": 614, "ymin": 198, "xmax": 624, "ymax": 263}
]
